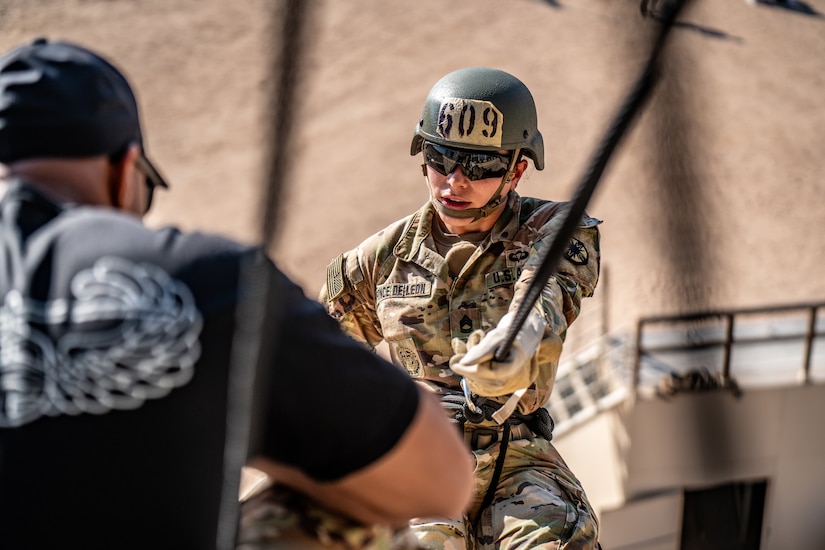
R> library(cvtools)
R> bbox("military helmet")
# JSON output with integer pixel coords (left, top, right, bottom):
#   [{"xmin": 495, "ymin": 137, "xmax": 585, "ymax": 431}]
[{"xmin": 410, "ymin": 67, "xmax": 544, "ymax": 170}]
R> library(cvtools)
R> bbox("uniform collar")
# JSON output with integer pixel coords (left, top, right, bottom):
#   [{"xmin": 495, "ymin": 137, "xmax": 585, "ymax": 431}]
[
  {"xmin": 488, "ymin": 192, "xmax": 521, "ymax": 244},
  {"xmin": 392, "ymin": 192, "xmax": 523, "ymax": 275},
  {"xmin": 392, "ymin": 202, "xmax": 443, "ymax": 276}
]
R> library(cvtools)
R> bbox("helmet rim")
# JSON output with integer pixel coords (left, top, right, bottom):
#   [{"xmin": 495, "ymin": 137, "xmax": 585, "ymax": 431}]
[{"xmin": 410, "ymin": 67, "xmax": 544, "ymax": 170}]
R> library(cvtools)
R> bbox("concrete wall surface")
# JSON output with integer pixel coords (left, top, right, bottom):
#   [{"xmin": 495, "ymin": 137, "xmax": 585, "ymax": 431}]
[{"xmin": 559, "ymin": 383, "xmax": 825, "ymax": 548}]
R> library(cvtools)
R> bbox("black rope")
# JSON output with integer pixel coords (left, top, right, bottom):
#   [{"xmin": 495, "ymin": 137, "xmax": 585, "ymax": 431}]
[
  {"xmin": 494, "ymin": 0, "xmax": 692, "ymax": 362},
  {"xmin": 242, "ymin": 0, "xmax": 314, "ymax": 474},
  {"xmin": 518, "ymin": 407, "xmax": 555, "ymax": 442},
  {"xmin": 261, "ymin": 0, "xmax": 313, "ymax": 250},
  {"xmin": 476, "ymin": 421, "xmax": 510, "ymax": 523},
  {"xmin": 439, "ymin": 392, "xmax": 470, "ymax": 428},
  {"xmin": 218, "ymin": 1, "xmax": 314, "ymax": 548}
]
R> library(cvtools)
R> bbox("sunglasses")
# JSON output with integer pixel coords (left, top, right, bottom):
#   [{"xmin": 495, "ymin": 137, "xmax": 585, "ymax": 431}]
[
  {"xmin": 134, "ymin": 154, "xmax": 157, "ymax": 213},
  {"xmin": 423, "ymin": 142, "xmax": 513, "ymax": 181},
  {"xmin": 110, "ymin": 145, "xmax": 169, "ymax": 214}
]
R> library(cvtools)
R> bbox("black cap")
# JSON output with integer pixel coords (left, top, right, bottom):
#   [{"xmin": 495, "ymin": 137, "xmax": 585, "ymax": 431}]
[{"xmin": 0, "ymin": 38, "xmax": 168, "ymax": 189}]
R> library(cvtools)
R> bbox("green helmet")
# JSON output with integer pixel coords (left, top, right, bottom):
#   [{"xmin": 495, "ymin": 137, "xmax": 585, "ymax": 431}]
[{"xmin": 410, "ymin": 67, "xmax": 544, "ymax": 170}]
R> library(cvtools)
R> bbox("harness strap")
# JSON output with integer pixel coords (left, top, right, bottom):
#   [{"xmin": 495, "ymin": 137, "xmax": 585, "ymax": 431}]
[
  {"xmin": 476, "ymin": 421, "xmax": 510, "ymax": 523},
  {"xmin": 444, "ymin": 392, "xmax": 555, "ymax": 446},
  {"xmin": 438, "ymin": 390, "xmax": 555, "ymax": 521},
  {"xmin": 460, "ymin": 395, "xmax": 554, "ymax": 439},
  {"xmin": 514, "ymin": 406, "xmax": 554, "ymax": 442}
]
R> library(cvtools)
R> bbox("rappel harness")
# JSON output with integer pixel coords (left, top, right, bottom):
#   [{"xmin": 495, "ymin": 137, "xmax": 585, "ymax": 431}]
[
  {"xmin": 442, "ymin": 387, "xmax": 555, "ymax": 443},
  {"xmin": 440, "ymin": 389, "xmax": 555, "ymax": 520}
]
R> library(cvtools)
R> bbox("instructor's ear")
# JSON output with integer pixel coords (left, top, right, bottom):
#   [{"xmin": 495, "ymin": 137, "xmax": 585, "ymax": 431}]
[{"xmin": 107, "ymin": 143, "xmax": 143, "ymax": 215}]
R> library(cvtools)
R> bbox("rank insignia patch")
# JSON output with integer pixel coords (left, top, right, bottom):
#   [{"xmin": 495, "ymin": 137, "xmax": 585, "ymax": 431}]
[{"xmin": 450, "ymin": 308, "xmax": 480, "ymax": 339}]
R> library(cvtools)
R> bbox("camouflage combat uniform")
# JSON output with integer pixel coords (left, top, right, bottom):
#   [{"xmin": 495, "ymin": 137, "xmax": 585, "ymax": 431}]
[
  {"xmin": 321, "ymin": 192, "xmax": 602, "ymax": 549},
  {"xmin": 238, "ymin": 482, "xmax": 421, "ymax": 550}
]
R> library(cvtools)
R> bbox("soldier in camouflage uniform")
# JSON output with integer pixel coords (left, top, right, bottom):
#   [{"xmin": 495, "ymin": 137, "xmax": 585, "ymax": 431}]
[{"xmin": 321, "ymin": 68, "xmax": 602, "ymax": 549}]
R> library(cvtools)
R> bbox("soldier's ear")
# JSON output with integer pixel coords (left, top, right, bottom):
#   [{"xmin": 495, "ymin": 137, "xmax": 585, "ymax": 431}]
[{"xmin": 509, "ymin": 159, "xmax": 529, "ymax": 190}]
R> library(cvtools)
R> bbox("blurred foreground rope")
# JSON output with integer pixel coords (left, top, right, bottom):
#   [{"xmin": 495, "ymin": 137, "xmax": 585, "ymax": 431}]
[
  {"xmin": 217, "ymin": 2, "xmax": 316, "ymax": 548},
  {"xmin": 261, "ymin": 0, "xmax": 315, "ymax": 250},
  {"xmin": 495, "ymin": 0, "xmax": 693, "ymax": 362}
]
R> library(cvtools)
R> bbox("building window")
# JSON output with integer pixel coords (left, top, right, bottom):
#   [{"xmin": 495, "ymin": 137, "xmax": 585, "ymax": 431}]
[{"xmin": 681, "ymin": 480, "xmax": 767, "ymax": 549}]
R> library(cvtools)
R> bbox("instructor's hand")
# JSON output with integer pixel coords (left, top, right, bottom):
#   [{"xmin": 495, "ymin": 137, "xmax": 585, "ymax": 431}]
[{"xmin": 450, "ymin": 312, "xmax": 545, "ymax": 397}]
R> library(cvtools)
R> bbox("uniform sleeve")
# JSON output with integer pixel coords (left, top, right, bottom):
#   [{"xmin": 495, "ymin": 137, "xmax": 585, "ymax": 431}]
[
  {"xmin": 512, "ymin": 213, "xmax": 601, "ymax": 338},
  {"xmin": 508, "ymin": 214, "xmax": 601, "ymax": 412},
  {"xmin": 319, "ymin": 247, "xmax": 385, "ymax": 350},
  {"xmin": 261, "ymin": 264, "xmax": 419, "ymax": 482}
]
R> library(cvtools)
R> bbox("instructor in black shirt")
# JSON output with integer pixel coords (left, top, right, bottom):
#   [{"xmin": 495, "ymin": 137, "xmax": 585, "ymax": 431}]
[{"xmin": 0, "ymin": 38, "xmax": 472, "ymax": 549}]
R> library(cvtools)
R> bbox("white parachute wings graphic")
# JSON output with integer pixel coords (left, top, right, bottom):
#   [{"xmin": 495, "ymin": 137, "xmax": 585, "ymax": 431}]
[{"xmin": 0, "ymin": 257, "xmax": 203, "ymax": 427}]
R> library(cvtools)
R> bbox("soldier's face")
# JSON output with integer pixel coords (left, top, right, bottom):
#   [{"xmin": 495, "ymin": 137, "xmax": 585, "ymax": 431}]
[{"xmin": 424, "ymin": 157, "xmax": 526, "ymax": 234}]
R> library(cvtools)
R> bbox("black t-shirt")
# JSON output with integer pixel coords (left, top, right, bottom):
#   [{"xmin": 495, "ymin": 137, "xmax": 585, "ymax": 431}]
[{"xmin": 0, "ymin": 182, "xmax": 419, "ymax": 549}]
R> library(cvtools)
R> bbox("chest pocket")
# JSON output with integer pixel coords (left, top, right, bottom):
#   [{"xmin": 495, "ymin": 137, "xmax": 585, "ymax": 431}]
[
  {"xmin": 481, "ymin": 243, "xmax": 529, "ymax": 316},
  {"xmin": 375, "ymin": 278, "xmax": 437, "ymax": 340}
]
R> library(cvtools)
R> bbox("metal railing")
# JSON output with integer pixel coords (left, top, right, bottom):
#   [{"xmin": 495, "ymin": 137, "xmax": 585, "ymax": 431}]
[
  {"xmin": 633, "ymin": 302, "xmax": 825, "ymax": 394},
  {"xmin": 548, "ymin": 301, "xmax": 825, "ymax": 436}
]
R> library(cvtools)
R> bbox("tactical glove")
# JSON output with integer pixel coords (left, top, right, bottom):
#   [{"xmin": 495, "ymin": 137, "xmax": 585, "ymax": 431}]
[{"xmin": 450, "ymin": 311, "xmax": 545, "ymax": 397}]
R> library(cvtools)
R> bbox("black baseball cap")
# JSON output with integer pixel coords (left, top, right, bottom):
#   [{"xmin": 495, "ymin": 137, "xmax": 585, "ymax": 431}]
[{"xmin": 0, "ymin": 38, "xmax": 168, "ymax": 189}]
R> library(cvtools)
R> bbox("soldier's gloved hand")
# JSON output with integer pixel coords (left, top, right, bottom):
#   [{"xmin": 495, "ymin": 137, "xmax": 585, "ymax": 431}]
[{"xmin": 450, "ymin": 311, "xmax": 545, "ymax": 397}]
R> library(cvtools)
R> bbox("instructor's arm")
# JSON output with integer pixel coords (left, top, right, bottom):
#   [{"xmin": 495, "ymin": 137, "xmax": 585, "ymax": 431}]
[
  {"xmin": 251, "ymin": 268, "xmax": 473, "ymax": 526},
  {"xmin": 251, "ymin": 386, "xmax": 473, "ymax": 526}
]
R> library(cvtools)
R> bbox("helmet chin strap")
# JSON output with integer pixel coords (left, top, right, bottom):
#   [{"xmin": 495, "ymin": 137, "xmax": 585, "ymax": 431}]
[
  {"xmin": 430, "ymin": 182, "xmax": 509, "ymax": 221},
  {"xmin": 426, "ymin": 149, "xmax": 521, "ymax": 222}
]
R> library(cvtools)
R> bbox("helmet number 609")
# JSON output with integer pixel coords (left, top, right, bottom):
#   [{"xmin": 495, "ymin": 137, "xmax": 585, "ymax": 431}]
[{"xmin": 437, "ymin": 98, "xmax": 503, "ymax": 148}]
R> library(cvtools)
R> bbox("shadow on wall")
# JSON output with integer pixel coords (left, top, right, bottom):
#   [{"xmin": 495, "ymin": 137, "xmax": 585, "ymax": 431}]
[{"xmin": 746, "ymin": 0, "xmax": 823, "ymax": 17}]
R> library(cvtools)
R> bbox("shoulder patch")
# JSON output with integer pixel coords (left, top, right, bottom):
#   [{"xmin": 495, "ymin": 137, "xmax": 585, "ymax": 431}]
[
  {"xmin": 565, "ymin": 237, "xmax": 589, "ymax": 266},
  {"xmin": 326, "ymin": 254, "xmax": 346, "ymax": 301},
  {"xmin": 394, "ymin": 338, "xmax": 425, "ymax": 378}
]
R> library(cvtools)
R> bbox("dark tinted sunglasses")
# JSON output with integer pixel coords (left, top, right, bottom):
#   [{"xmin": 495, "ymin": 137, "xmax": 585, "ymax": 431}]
[
  {"xmin": 134, "ymin": 153, "xmax": 158, "ymax": 213},
  {"xmin": 110, "ymin": 146, "xmax": 169, "ymax": 214},
  {"xmin": 423, "ymin": 142, "xmax": 512, "ymax": 181}
]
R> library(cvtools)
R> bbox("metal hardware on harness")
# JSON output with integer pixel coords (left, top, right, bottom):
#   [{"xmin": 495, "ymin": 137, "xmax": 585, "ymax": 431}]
[
  {"xmin": 460, "ymin": 378, "xmax": 486, "ymax": 424},
  {"xmin": 465, "ymin": 422, "xmax": 534, "ymax": 450},
  {"xmin": 460, "ymin": 378, "xmax": 482, "ymax": 414},
  {"xmin": 467, "ymin": 427, "xmax": 501, "ymax": 450}
]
